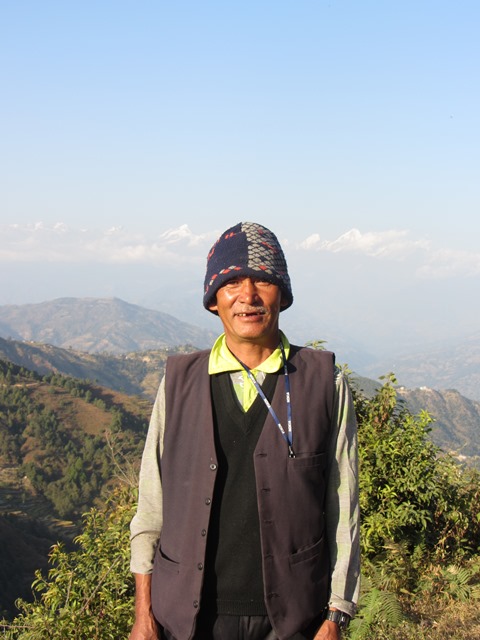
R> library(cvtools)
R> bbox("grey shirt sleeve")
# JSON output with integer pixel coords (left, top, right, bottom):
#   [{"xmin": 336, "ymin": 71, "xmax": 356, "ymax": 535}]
[
  {"xmin": 325, "ymin": 367, "xmax": 361, "ymax": 617},
  {"xmin": 130, "ymin": 376, "xmax": 166, "ymax": 574}
]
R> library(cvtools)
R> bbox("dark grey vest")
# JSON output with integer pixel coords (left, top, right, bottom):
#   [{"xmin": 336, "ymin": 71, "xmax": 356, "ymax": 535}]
[{"xmin": 151, "ymin": 345, "xmax": 335, "ymax": 640}]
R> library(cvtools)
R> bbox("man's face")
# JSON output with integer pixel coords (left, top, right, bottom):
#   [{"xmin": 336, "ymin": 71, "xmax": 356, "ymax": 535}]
[{"xmin": 208, "ymin": 276, "xmax": 285, "ymax": 350}]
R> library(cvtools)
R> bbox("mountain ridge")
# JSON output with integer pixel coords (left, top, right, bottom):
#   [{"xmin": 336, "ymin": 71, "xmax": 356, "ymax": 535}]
[
  {"xmin": 1, "ymin": 297, "xmax": 480, "ymax": 401},
  {"xmin": 0, "ymin": 297, "xmax": 217, "ymax": 353}
]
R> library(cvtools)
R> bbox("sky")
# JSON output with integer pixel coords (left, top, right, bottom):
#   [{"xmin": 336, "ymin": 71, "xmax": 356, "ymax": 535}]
[{"xmin": 1, "ymin": 1, "xmax": 479, "ymax": 365}]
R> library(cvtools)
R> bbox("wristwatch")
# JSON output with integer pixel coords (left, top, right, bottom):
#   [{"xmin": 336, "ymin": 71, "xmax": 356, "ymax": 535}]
[{"xmin": 325, "ymin": 609, "xmax": 351, "ymax": 630}]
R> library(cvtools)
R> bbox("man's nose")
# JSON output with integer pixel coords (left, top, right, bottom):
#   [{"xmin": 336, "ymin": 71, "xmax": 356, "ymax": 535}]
[{"xmin": 239, "ymin": 278, "xmax": 259, "ymax": 302}]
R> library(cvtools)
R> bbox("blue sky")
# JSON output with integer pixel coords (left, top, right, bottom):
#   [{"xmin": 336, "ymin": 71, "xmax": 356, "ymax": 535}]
[{"xmin": 1, "ymin": 1, "xmax": 479, "ymax": 361}]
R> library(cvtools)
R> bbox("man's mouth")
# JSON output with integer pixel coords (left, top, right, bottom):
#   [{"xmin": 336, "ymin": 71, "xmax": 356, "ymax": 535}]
[{"xmin": 235, "ymin": 310, "xmax": 267, "ymax": 317}]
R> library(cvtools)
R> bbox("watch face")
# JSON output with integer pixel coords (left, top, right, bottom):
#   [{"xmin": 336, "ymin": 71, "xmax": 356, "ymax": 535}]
[{"xmin": 338, "ymin": 613, "xmax": 350, "ymax": 629}]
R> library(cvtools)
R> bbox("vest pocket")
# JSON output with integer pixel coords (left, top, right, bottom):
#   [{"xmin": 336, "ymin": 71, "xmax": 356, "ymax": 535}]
[
  {"xmin": 155, "ymin": 546, "xmax": 180, "ymax": 574},
  {"xmin": 288, "ymin": 535, "xmax": 325, "ymax": 565},
  {"xmin": 288, "ymin": 451, "xmax": 326, "ymax": 468}
]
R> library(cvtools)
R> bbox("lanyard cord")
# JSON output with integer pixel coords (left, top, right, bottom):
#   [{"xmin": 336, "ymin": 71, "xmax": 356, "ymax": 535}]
[{"xmin": 233, "ymin": 342, "xmax": 295, "ymax": 458}]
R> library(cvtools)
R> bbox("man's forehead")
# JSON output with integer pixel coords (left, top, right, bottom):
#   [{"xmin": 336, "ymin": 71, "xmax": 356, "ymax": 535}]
[{"xmin": 221, "ymin": 275, "xmax": 274, "ymax": 285}]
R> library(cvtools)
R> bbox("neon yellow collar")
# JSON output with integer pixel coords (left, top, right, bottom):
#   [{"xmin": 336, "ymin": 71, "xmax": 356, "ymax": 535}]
[{"xmin": 208, "ymin": 331, "xmax": 290, "ymax": 375}]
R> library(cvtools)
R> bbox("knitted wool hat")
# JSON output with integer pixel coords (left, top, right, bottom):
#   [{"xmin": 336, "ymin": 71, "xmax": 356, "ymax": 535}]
[{"xmin": 203, "ymin": 222, "xmax": 293, "ymax": 313}]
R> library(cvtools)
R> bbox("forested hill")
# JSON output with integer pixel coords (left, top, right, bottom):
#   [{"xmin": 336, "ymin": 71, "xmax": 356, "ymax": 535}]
[
  {"xmin": 3, "ymin": 336, "xmax": 480, "ymax": 466},
  {"xmin": 0, "ymin": 358, "xmax": 151, "ymax": 618},
  {"xmin": 0, "ymin": 335, "xmax": 175, "ymax": 401}
]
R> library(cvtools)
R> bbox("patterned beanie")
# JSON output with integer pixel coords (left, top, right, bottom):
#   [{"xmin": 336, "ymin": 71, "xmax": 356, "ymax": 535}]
[{"xmin": 203, "ymin": 222, "xmax": 293, "ymax": 313}]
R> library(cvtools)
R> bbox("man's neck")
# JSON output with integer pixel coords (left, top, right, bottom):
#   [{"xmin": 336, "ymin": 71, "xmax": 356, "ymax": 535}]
[{"xmin": 225, "ymin": 336, "xmax": 281, "ymax": 369}]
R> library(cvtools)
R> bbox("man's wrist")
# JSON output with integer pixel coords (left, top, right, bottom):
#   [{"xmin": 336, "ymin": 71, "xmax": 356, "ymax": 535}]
[{"xmin": 325, "ymin": 608, "xmax": 351, "ymax": 630}]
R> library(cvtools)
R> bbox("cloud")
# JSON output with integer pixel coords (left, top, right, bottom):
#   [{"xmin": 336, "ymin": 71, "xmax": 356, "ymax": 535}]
[
  {"xmin": 0, "ymin": 222, "xmax": 216, "ymax": 266},
  {"xmin": 159, "ymin": 224, "xmax": 212, "ymax": 246},
  {"xmin": 297, "ymin": 228, "xmax": 480, "ymax": 278},
  {"xmin": 1, "ymin": 223, "xmax": 479, "ymax": 280},
  {"xmin": 298, "ymin": 233, "xmax": 322, "ymax": 250},
  {"xmin": 299, "ymin": 228, "xmax": 429, "ymax": 258}
]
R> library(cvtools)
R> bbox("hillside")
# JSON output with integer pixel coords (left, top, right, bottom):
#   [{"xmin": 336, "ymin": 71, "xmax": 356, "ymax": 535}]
[
  {"xmin": 0, "ymin": 358, "xmax": 151, "ymax": 617},
  {"xmin": 0, "ymin": 335, "xmax": 192, "ymax": 401},
  {"xmin": 397, "ymin": 385, "xmax": 480, "ymax": 465},
  {"xmin": 0, "ymin": 297, "xmax": 216, "ymax": 353},
  {"xmin": 0, "ymin": 359, "xmax": 151, "ymax": 517}
]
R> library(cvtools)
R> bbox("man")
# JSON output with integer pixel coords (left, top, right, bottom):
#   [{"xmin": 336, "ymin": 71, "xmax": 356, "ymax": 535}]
[{"xmin": 129, "ymin": 222, "xmax": 360, "ymax": 640}]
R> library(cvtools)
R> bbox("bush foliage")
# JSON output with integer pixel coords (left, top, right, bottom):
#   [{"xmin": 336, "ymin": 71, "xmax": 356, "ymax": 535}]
[
  {"xmin": 350, "ymin": 373, "xmax": 480, "ymax": 639},
  {"xmin": 1, "ymin": 488, "xmax": 136, "ymax": 639}
]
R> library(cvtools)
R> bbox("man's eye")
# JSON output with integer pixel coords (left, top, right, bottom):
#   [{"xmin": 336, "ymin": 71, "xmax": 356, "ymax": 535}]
[{"xmin": 224, "ymin": 279, "xmax": 241, "ymax": 287}]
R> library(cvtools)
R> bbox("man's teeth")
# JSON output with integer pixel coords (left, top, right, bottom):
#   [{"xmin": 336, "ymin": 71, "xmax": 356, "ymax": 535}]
[{"xmin": 238, "ymin": 311, "xmax": 264, "ymax": 316}]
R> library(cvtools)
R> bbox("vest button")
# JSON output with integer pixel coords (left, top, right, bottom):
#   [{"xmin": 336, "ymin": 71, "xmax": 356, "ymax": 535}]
[
  {"xmin": 197, "ymin": 563, "xmax": 203, "ymax": 570},
  {"xmin": 205, "ymin": 498, "xmax": 211, "ymax": 505},
  {"xmin": 201, "ymin": 529, "xmax": 207, "ymax": 536},
  {"xmin": 210, "ymin": 463, "xmax": 217, "ymax": 471},
  {"xmin": 193, "ymin": 600, "xmax": 199, "ymax": 608}
]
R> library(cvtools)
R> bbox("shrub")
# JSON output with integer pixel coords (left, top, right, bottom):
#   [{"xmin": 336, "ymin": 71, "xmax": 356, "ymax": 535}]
[{"xmin": 1, "ymin": 488, "xmax": 136, "ymax": 640}]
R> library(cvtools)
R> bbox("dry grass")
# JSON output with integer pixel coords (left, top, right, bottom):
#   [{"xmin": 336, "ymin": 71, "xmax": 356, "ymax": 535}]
[{"xmin": 362, "ymin": 595, "xmax": 480, "ymax": 639}]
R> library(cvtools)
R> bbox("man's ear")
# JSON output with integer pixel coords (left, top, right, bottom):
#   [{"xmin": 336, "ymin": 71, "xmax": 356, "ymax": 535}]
[
  {"xmin": 208, "ymin": 298, "xmax": 218, "ymax": 313},
  {"xmin": 280, "ymin": 293, "xmax": 289, "ymax": 308}
]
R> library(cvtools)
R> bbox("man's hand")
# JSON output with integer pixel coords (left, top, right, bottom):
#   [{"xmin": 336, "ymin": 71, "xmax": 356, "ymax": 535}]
[
  {"xmin": 129, "ymin": 615, "xmax": 159, "ymax": 640},
  {"xmin": 313, "ymin": 619, "xmax": 341, "ymax": 640},
  {"xmin": 129, "ymin": 574, "xmax": 160, "ymax": 640}
]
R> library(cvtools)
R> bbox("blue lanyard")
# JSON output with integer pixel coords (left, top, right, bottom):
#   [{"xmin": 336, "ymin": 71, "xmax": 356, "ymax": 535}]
[{"xmin": 234, "ymin": 343, "xmax": 295, "ymax": 458}]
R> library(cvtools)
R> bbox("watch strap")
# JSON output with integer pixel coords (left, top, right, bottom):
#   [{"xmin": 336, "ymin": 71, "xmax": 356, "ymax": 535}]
[{"xmin": 325, "ymin": 609, "xmax": 351, "ymax": 629}]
